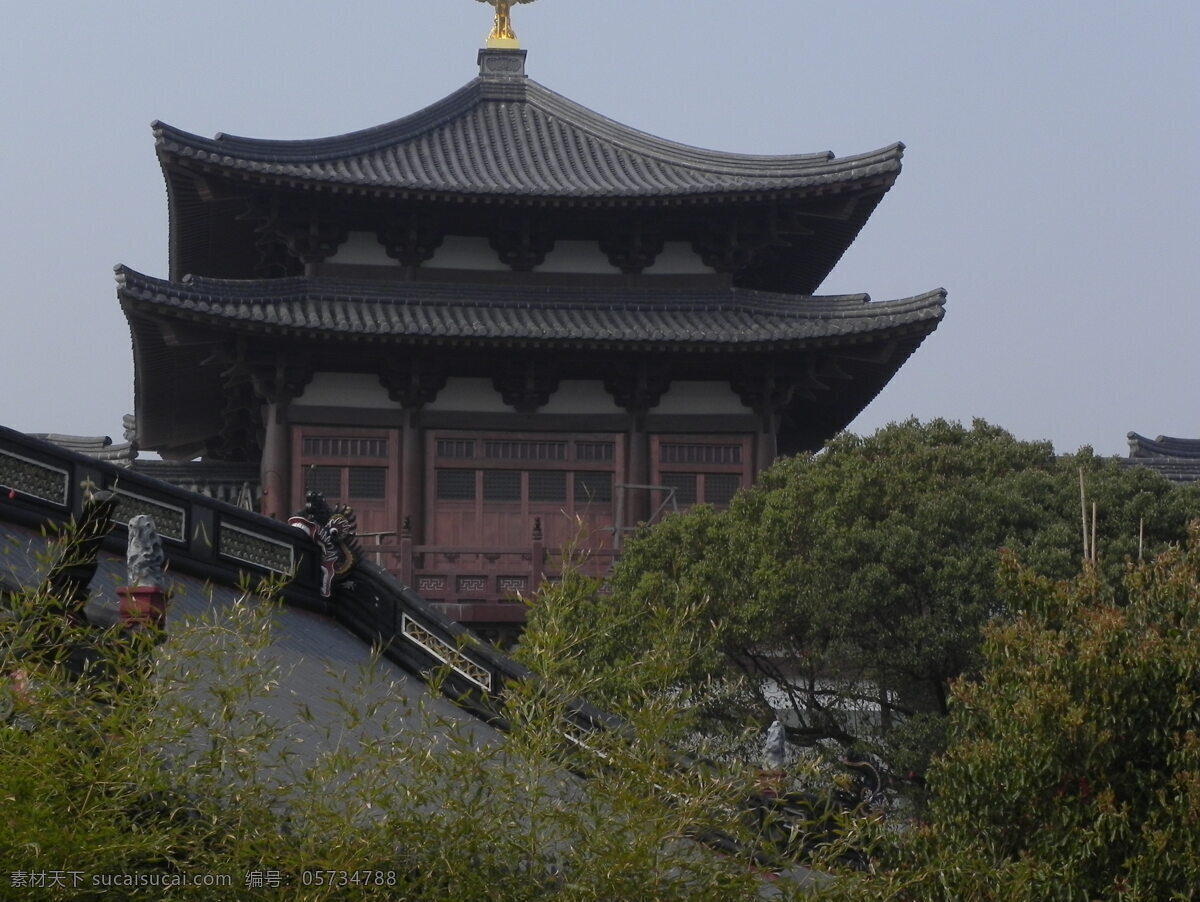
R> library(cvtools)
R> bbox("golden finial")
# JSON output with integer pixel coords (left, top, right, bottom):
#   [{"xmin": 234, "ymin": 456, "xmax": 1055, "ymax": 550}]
[{"xmin": 476, "ymin": 0, "xmax": 536, "ymax": 50}]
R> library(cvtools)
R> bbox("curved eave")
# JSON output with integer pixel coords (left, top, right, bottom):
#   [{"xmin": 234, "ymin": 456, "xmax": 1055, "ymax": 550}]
[
  {"xmin": 152, "ymin": 76, "xmax": 903, "ymax": 203},
  {"xmin": 116, "ymin": 267, "xmax": 945, "ymax": 355},
  {"xmin": 123, "ymin": 297, "xmax": 225, "ymax": 457},
  {"xmin": 1127, "ymin": 432, "xmax": 1200, "ymax": 460}
]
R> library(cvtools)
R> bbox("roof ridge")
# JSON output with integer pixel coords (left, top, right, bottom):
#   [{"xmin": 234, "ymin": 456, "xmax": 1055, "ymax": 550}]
[
  {"xmin": 154, "ymin": 81, "xmax": 489, "ymax": 162},
  {"xmin": 152, "ymin": 76, "xmax": 904, "ymax": 188}
]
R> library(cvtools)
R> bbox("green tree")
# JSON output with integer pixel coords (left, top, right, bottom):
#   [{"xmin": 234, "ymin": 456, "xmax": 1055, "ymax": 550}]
[
  {"xmin": 824, "ymin": 526, "xmax": 1200, "ymax": 900},
  {"xmin": 537, "ymin": 420, "xmax": 1199, "ymax": 779}
]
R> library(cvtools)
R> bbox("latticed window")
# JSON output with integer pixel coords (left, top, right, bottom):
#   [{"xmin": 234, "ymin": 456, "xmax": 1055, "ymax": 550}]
[
  {"xmin": 483, "ymin": 470, "xmax": 522, "ymax": 501},
  {"xmin": 436, "ymin": 439, "xmax": 476, "ymax": 459},
  {"xmin": 436, "ymin": 469, "xmax": 476, "ymax": 501},
  {"xmin": 483, "ymin": 440, "xmax": 567, "ymax": 461},
  {"xmin": 576, "ymin": 442, "xmax": 615, "ymax": 462},
  {"xmin": 704, "ymin": 474, "xmax": 741, "ymax": 507},
  {"xmin": 660, "ymin": 472, "xmax": 697, "ymax": 505},
  {"xmin": 304, "ymin": 466, "xmax": 342, "ymax": 499},
  {"xmin": 660, "ymin": 443, "xmax": 742, "ymax": 465},
  {"xmin": 529, "ymin": 470, "xmax": 567, "ymax": 502},
  {"xmin": 348, "ymin": 467, "xmax": 387, "ymax": 499},
  {"xmin": 653, "ymin": 435, "xmax": 751, "ymax": 513},
  {"xmin": 302, "ymin": 436, "xmax": 388, "ymax": 458},
  {"xmin": 574, "ymin": 472, "xmax": 613, "ymax": 504}
]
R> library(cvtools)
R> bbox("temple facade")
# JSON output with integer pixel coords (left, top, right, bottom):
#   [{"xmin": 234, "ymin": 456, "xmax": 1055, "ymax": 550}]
[{"xmin": 119, "ymin": 48, "xmax": 945, "ymax": 633}]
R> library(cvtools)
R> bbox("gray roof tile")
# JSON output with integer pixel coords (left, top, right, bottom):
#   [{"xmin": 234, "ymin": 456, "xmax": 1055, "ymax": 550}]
[
  {"xmin": 116, "ymin": 267, "xmax": 945, "ymax": 351},
  {"xmin": 154, "ymin": 78, "xmax": 902, "ymax": 202},
  {"xmin": 1127, "ymin": 432, "xmax": 1200, "ymax": 460}
]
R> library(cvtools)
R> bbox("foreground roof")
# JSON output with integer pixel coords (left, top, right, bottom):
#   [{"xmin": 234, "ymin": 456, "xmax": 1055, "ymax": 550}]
[
  {"xmin": 118, "ymin": 267, "xmax": 945, "ymax": 352},
  {"xmin": 0, "ymin": 520, "xmax": 487, "ymax": 760}
]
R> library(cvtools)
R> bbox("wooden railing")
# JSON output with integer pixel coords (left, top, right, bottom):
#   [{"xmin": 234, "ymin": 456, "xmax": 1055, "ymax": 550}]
[
  {"xmin": 0, "ymin": 426, "xmax": 324, "ymax": 611},
  {"xmin": 356, "ymin": 521, "xmax": 618, "ymax": 624}
]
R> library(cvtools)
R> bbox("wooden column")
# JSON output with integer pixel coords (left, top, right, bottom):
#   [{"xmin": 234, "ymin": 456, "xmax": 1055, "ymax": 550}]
[
  {"xmin": 757, "ymin": 411, "xmax": 779, "ymax": 477},
  {"xmin": 250, "ymin": 356, "xmax": 312, "ymax": 521},
  {"xmin": 260, "ymin": 401, "xmax": 290, "ymax": 521},
  {"xmin": 380, "ymin": 360, "xmax": 447, "ymax": 548},
  {"xmin": 604, "ymin": 362, "xmax": 671, "ymax": 537},
  {"xmin": 626, "ymin": 413, "xmax": 651, "ymax": 527},
  {"xmin": 733, "ymin": 364, "xmax": 795, "ymax": 479},
  {"xmin": 401, "ymin": 408, "xmax": 425, "ymax": 544}
]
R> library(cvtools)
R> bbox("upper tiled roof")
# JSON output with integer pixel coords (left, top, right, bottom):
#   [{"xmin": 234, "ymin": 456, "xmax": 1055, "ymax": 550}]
[
  {"xmin": 153, "ymin": 73, "xmax": 902, "ymax": 203},
  {"xmin": 116, "ymin": 267, "xmax": 945, "ymax": 351}
]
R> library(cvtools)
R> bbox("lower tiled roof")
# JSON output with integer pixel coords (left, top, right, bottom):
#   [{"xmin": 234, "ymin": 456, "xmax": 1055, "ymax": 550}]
[{"xmin": 116, "ymin": 267, "xmax": 945, "ymax": 351}]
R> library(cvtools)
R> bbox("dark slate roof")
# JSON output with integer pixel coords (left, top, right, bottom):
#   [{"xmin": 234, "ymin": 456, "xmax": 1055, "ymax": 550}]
[
  {"xmin": 117, "ymin": 267, "xmax": 945, "ymax": 351},
  {"xmin": 1127, "ymin": 432, "xmax": 1200, "ymax": 459},
  {"xmin": 153, "ymin": 75, "xmax": 901, "ymax": 203},
  {"xmin": 1123, "ymin": 432, "xmax": 1200, "ymax": 485}
]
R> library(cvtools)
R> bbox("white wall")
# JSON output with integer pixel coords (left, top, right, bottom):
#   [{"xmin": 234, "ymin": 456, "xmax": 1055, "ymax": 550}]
[
  {"xmin": 424, "ymin": 377, "xmax": 511, "ymax": 413},
  {"xmin": 538, "ymin": 380, "xmax": 623, "ymax": 414},
  {"xmin": 426, "ymin": 236, "xmax": 507, "ymax": 272},
  {"xmin": 299, "ymin": 372, "xmax": 401, "ymax": 409},
  {"xmin": 654, "ymin": 381, "xmax": 747, "ymax": 415},
  {"xmin": 644, "ymin": 241, "xmax": 715, "ymax": 275},
  {"xmin": 536, "ymin": 241, "xmax": 619, "ymax": 274},
  {"xmin": 326, "ymin": 231, "xmax": 397, "ymax": 267}
]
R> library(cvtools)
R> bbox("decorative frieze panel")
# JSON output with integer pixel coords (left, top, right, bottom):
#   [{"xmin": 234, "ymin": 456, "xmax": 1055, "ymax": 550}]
[
  {"xmin": 456, "ymin": 575, "xmax": 488, "ymax": 594},
  {"xmin": 497, "ymin": 576, "xmax": 528, "ymax": 595},
  {"xmin": 0, "ymin": 450, "xmax": 69, "ymax": 506},
  {"xmin": 400, "ymin": 614, "xmax": 493, "ymax": 693},
  {"xmin": 417, "ymin": 575, "xmax": 447, "ymax": 593},
  {"xmin": 111, "ymin": 489, "xmax": 186, "ymax": 543},
  {"xmin": 218, "ymin": 522, "xmax": 296, "ymax": 575}
]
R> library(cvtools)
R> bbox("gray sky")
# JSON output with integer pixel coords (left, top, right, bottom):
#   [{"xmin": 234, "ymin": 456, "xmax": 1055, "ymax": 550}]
[{"xmin": 1, "ymin": 1, "xmax": 1195, "ymax": 456}]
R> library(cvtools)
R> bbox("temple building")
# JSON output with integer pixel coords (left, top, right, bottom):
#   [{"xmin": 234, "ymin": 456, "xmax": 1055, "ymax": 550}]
[{"xmin": 118, "ymin": 45, "xmax": 945, "ymax": 632}]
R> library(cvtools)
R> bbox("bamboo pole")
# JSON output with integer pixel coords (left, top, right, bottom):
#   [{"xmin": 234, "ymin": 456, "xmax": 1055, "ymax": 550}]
[
  {"xmin": 1091, "ymin": 501, "xmax": 1097, "ymax": 565},
  {"xmin": 1079, "ymin": 468, "xmax": 1089, "ymax": 563}
]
